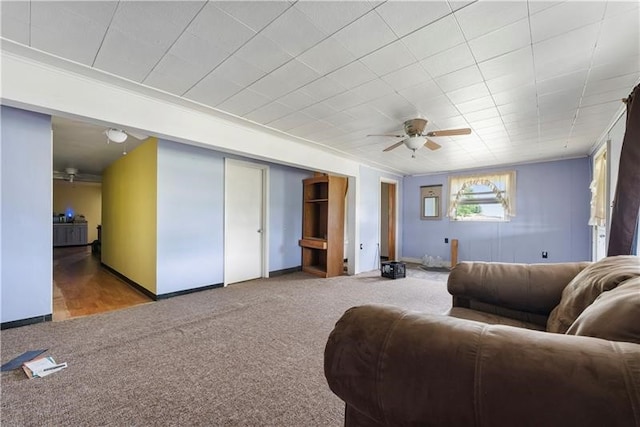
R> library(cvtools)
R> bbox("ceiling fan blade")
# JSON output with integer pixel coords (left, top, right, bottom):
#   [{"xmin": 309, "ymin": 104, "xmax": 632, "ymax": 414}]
[
  {"xmin": 424, "ymin": 139, "xmax": 442, "ymax": 151},
  {"xmin": 367, "ymin": 134, "xmax": 405, "ymax": 138},
  {"xmin": 383, "ymin": 140, "xmax": 405, "ymax": 152},
  {"xmin": 126, "ymin": 131, "xmax": 148, "ymax": 140},
  {"xmin": 425, "ymin": 128, "xmax": 471, "ymax": 137}
]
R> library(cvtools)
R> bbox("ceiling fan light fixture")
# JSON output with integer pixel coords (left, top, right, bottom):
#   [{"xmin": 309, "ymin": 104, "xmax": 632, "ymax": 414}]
[
  {"xmin": 106, "ymin": 128, "xmax": 128, "ymax": 143},
  {"xmin": 404, "ymin": 136, "xmax": 425, "ymax": 150}
]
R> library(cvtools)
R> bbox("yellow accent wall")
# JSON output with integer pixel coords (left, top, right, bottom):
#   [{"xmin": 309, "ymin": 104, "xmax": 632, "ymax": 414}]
[
  {"xmin": 53, "ymin": 181, "xmax": 102, "ymax": 242},
  {"xmin": 101, "ymin": 138, "xmax": 157, "ymax": 294}
]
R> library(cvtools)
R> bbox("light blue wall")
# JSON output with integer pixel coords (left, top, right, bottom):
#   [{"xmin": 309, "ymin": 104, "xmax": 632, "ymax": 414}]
[
  {"xmin": 358, "ymin": 165, "xmax": 403, "ymax": 272},
  {"xmin": 156, "ymin": 140, "xmax": 224, "ymax": 294},
  {"xmin": 1, "ymin": 106, "xmax": 52, "ymax": 323},
  {"xmin": 269, "ymin": 164, "xmax": 311, "ymax": 272},
  {"xmin": 402, "ymin": 158, "xmax": 591, "ymax": 264},
  {"xmin": 156, "ymin": 140, "xmax": 311, "ymax": 295}
]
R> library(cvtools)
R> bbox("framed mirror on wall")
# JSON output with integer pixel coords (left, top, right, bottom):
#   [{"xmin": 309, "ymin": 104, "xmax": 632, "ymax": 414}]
[{"xmin": 420, "ymin": 185, "xmax": 442, "ymax": 220}]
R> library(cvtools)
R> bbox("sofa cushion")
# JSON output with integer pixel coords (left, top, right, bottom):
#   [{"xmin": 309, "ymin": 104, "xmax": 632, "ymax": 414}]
[
  {"xmin": 566, "ymin": 278, "xmax": 640, "ymax": 344},
  {"xmin": 447, "ymin": 307, "xmax": 546, "ymax": 331},
  {"xmin": 547, "ymin": 256, "xmax": 640, "ymax": 333}
]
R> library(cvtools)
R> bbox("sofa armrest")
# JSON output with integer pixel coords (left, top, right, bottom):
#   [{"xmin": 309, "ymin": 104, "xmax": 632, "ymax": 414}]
[
  {"xmin": 325, "ymin": 305, "xmax": 640, "ymax": 427},
  {"xmin": 448, "ymin": 261, "xmax": 590, "ymax": 317}
]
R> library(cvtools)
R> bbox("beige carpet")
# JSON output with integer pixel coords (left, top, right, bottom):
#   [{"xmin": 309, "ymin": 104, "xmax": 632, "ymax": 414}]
[{"xmin": 1, "ymin": 265, "xmax": 450, "ymax": 426}]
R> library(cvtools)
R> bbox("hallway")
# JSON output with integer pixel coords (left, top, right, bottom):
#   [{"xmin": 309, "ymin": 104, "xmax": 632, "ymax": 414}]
[{"xmin": 53, "ymin": 246, "xmax": 153, "ymax": 321}]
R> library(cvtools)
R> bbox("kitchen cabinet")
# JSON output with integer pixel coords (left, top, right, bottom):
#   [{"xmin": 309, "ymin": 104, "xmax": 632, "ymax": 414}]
[{"xmin": 53, "ymin": 223, "xmax": 88, "ymax": 247}]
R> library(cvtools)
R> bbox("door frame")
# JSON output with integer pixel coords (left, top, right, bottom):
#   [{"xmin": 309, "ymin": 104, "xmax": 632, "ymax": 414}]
[
  {"xmin": 380, "ymin": 178, "xmax": 399, "ymax": 262},
  {"xmin": 223, "ymin": 158, "xmax": 269, "ymax": 286}
]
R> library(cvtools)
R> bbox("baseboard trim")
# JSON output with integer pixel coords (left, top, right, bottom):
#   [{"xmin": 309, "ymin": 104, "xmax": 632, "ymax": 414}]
[
  {"xmin": 101, "ymin": 263, "xmax": 158, "ymax": 301},
  {"xmin": 101, "ymin": 263, "xmax": 225, "ymax": 301},
  {"xmin": 1, "ymin": 314, "xmax": 52, "ymax": 330},
  {"xmin": 156, "ymin": 283, "xmax": 224, "ymax": 300},
  {"xmin": 269, "ymin": 266, "xmax": 302, "ymax": 277}
]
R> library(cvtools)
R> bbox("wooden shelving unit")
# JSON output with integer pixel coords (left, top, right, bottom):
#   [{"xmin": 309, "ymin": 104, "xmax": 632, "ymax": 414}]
[{"xmin": 299, "ymin": 174, "xmax": 347, "ymax": 278}]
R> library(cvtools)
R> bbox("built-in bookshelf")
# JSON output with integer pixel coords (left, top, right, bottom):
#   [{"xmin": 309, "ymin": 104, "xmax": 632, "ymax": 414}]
[{"xmin": 299, "ymin": 174, "xmax": 347, "ymax": 278}]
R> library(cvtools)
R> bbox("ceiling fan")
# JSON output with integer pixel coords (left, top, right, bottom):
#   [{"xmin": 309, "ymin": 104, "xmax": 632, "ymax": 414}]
[
  {"xmin": 53, "ymin": 167, "xmax": 101, "ymax": 183},
  {"xmin": 369, "ymin": 118, "xmax": 471, "ymax": 158}
]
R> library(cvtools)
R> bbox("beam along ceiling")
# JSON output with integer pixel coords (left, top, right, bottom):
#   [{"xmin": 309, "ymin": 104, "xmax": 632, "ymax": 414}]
[{"xmin": 2, "ymin": 1, "xmax": 639, "ymax": 176}]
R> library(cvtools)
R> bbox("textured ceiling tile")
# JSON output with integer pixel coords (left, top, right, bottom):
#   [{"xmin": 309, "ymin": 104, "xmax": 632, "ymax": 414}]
[
  {"xmin": 484, "ymin": 71, "xmax": 535, "ymax": 94},
  {"xmin": 455, "ymin": 1, "xmax": 528, "ymax": 40},
  {"xmin": 111, "ymin": 1, "xmax": 204, "ymax": 50},
  {"xmin": 382, "ymin": 63, "xmax": 433, "ymax": 92},
  {"xmin": 297, "ymin": 37, "xmax": 356, "ymax": 75},
  {"xmin": 492, "ymin": 84, "xmax": 537, "ymax": 106},
  {"xmin": 324, "ymin": 91, "xmax": 366, "ymax": 112},
  {"xmin": 446, "ymin": 82, "xmax": 490, "ymax": 104},
  {"xmin": 583, "ymin": 73, "xmax": 639, "ymax": 97},
  {"xmin": 301, "ymin": 103, "xmax": 339, "ymax": 120},
  {"xmin": 188, "ymin": 3, "xmax": 255, "ymax": 52},
  {"xmin": 588, "ymin": 56, "xmax": 640, "ymax": 82},
  {"xmin": 300, "ymin": 77, "xmax": 347, "ymax": 102},
  {"xmin": 533, "ymin": 23, "xmax": 600, "ymax": 78},
  {"xmin": 454, "ymin": 95, "xmax": 496, "ymax": 114},
  {"xmin": 398, "ymin": 79, "xmax": 444, "ymax": 104},
  {"xmin": 295, "ymin": 1, "xmax": 373, "ymax": 35},
  {"xmin": 261, "ymin": 6, "xmax": 327, "ymax": 57},
  {"xmin": 218, "ymin": 89, "xmax": 272, "ymax": 117},
  {"xmin": 30, "ymin": 2, "xmax": 109, "ymax": 65},
  {"xmin": 401, "ymin": 15, "xmax": 465, "ymax": 61},
  {"xmin": 268, "ymin": 111, "xmax": 315, "ymax": 132},
  {"xmin": 327, "ymin": 61, "xmax": 378, "ymax": 90},
  {"xmin": 376, "ymin": 1, "xmax": 451, "ymax": 37},
  {"xmin": 277, "ymin": 90, "xmax": 318, "ymax": 110},
  {"xmin": 244, "ymin": 101, "xmax": 295, "ymax": 124},
  {"xmin": 468, "ymin": 18, "xmax": 530, "ymax": 63},
  {"xmin": 183, "ymin": 74, "xmax": 243, "ymax": 107},
  {"xmin": 421, "ymin": 43, "xmax": 475, "ymax": 78},
  {"xmin": 359, "ymin": 40, "xmax": 417, "ymax": 77},
  {"xmin": 1, "ymin": 1, "xmax": 31, "ymax": 44},
  {"xmin": 233, "ymin": 35, "xmax": 293, "ymax": 74},
  {"xmin": 592, "ymin": 11, "xmax": 640, "ymax": 66},
  {"xmin": 349, "ymin": 79, "xmax": 395, "ymax": 103},
  {"xmin": 462, "ymin": 108, "xmax": 500, "ymax": 124},
  {"xmin": 529, "ymin": 1, "xmax": 606, "ymax": 44},
  {"xmin": 209, "ymin": 56, "xmax": 266, "ymax": 88},
  {"xmin": 215, "ymin": 1, "xmax": 291, "ymax": 32},
  {"xmin": 333, "ymin": 11, "xmax": 397, "ymax": 58},
  {"xmin": 269, "ymin": 59, "xmax": 321, "ymax": 92},
  {"xmin": 536, "ymin": 70, "xmax": 588, "ymax": 96},
  {"xmin": 479, "ymin": 46, "xmax": 533, "ymax": 81},
  {"xmin": 249, "ymin": 73, "xmax": 296, "ymax": 99},
  {"xmin": 435, "ymin": 65, "xmax": 484, "ymax": 92},
  {"xmin": 144, "ymin": 53, "xmax": 209, "ymax": 95},
  {"xmin": 93, "ymin": 28, "xmax": 166, "ymax": 81}
]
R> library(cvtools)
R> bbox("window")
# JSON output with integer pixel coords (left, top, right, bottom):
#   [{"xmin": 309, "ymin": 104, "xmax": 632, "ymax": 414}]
[
  {"xmin": 589, "ymin": 149, "xmax": 607, "ymax": 227},
  {"xmin": 448, "ymin": 171, "xmax": 516, "ymax": 221}
]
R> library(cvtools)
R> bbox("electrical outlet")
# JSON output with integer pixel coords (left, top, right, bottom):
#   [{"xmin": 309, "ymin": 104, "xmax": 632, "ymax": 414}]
[
  {"xmin": 542, "ymin": 251, "xmax": 548, "ymax": 259},
  {"xmin": 444, "ymin": 238, "xmax": 449, "ymax": 243}
]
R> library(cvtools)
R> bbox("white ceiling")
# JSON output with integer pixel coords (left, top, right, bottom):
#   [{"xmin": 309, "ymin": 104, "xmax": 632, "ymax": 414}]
[{"xmin": 2, "ymin": 0, "xmax": 639, "ymax": 176}]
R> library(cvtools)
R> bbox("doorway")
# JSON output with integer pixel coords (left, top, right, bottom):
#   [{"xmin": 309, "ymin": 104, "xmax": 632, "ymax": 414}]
[
  {"xmin": 380, "ymin": 181, "xmax": 397, "ymax": 261},
  {"xmin": 224, "ymin": 159, "xmax": 268, "ymax": 285}
]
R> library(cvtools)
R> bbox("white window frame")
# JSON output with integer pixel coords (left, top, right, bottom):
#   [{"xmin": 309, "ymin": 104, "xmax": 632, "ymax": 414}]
[{"xmin": 447, "ymin": 171, "xmax": 516, "ymax": 222}]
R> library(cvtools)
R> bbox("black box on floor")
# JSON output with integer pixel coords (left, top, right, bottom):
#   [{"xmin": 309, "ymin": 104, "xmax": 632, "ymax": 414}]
[{"xmin": 381, "ymin": 261, "xmax": 406, "ymax": 279}]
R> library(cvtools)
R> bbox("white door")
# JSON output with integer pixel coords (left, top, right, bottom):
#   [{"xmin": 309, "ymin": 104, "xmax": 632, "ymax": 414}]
[{"xmin": 225, "ymin": 160, "xmax": 265, "ymax": 285}]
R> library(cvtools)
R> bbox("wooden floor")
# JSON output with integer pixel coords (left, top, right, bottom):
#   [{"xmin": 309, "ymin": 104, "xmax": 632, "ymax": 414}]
[{"xmin": 53, "ymin": 246, "xmax": 153, "ymax": 321}]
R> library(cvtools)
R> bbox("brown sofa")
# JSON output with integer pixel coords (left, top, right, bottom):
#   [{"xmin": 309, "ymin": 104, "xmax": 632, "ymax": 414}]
[{"xmin": 325, "ymin": 256, "xmax": 640, "ymax": 427}]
